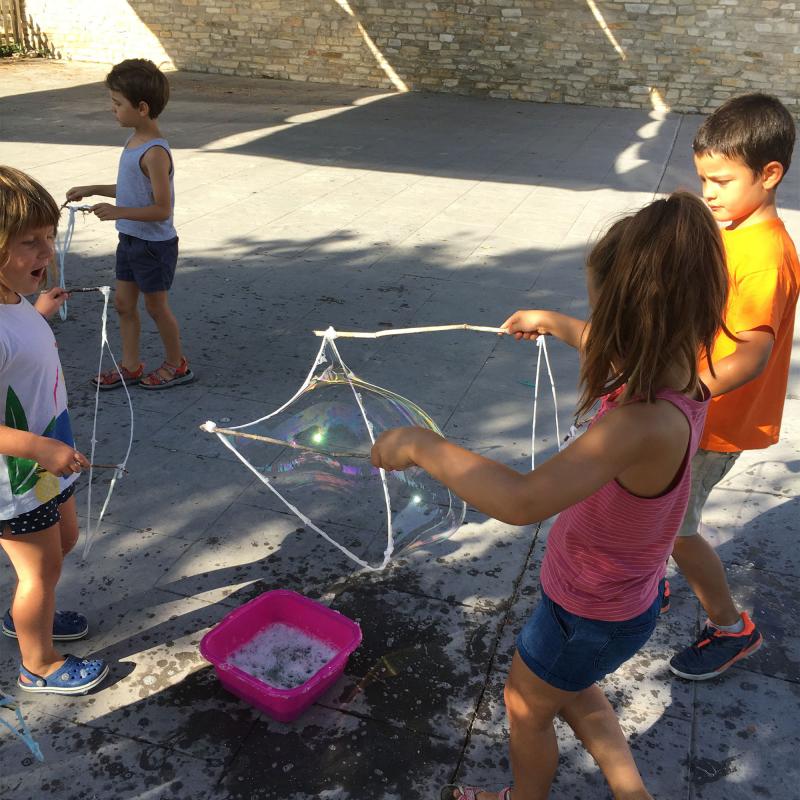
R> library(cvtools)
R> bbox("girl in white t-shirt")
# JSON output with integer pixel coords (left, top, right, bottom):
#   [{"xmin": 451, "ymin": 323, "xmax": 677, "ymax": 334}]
[{"xmin": 0, "ymin": 166, "xmax": 108, "ymax": 694}]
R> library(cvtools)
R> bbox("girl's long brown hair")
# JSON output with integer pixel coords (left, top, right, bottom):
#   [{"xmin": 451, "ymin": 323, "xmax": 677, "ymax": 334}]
[{"xmin": 578, "ymin": 191, "xmax": 729, "ymax": 418}]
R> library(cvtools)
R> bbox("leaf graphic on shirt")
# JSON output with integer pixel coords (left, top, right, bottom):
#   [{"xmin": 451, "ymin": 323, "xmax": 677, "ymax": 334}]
[
  {"xmin": 5, "ymin": 386, "xmax": 27, "ymax": 431},
  {"xmin": 3, "ymin": 387, "xmax": 51, "ymax": 496}
]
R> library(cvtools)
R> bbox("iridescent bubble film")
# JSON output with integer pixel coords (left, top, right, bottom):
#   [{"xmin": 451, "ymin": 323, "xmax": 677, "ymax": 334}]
[{"xmin": 226, "ymin": 346, "xmax": 466, "ymax": 570}]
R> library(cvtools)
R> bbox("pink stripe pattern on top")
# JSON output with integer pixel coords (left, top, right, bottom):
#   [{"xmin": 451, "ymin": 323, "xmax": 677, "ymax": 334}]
[{"xmin": 540, "ymin": 385, "xmax": 710, "ymax": 622}]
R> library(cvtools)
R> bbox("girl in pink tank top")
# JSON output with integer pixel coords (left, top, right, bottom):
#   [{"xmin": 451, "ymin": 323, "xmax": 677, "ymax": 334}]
[{"xmin": 372, "ymin": 192, "xmax": 731, "ymax": 800}]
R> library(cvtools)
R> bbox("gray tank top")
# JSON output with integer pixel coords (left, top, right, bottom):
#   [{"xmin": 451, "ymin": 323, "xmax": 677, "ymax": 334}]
[{"xmin": 115, "ymin": 137, "xmax": 177, "ymax": 241}]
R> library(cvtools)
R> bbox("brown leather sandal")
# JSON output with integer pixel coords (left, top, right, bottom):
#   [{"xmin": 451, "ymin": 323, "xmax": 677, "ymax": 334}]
[
  {"xmin": 140, "ymin": 357, "xmax": 195, "ymax": 390},
  {"xmin": 91, "ymin": 363, "xmax": 144, "ymax": 391}
]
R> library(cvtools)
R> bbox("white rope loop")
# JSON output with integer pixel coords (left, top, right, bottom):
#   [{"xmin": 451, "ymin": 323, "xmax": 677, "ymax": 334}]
[
  {"xmin": 327, "ymin": 333, "xmax": 394, "ymax": 570},
  {"xmin": 204, "ymin": 331, "xmax": 387, "ymax": 572},
  {"xmin": 202, "ymin": 324, "xmax": 561, "ymax": 571},
  {"xmin": 530, "ymin": 336, "xmax": 561, "ymax": 470},
  {"xmin": 82, "ymin": 286, "xmax": 134, "ymax": 560},
  {"xmin": 55, "ymin": 204, "xmax": 91, "ymax": 321}
]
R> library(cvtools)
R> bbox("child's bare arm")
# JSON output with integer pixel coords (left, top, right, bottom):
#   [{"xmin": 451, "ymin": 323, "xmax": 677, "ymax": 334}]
[
  {"xmin": 91, "ymin": 147, "xmax": 172, "ymax": 223},
  {"xmin": 0, "ymin": 426, "xmax": 89, "ymax": 477},
  {"xmin": 700, "ymin": 329, "xmax": 774, "ymax": 397},
  {"xmin": 502, "ymin": 309, "xmax": 589, "ymax": 351},
  {"xmin": 371, "ymin": 406, "xmax": 661, "ymax": 526},
  {"xmin": 66, "ymin": 185, "xmax": 116, "ymax": 201}
]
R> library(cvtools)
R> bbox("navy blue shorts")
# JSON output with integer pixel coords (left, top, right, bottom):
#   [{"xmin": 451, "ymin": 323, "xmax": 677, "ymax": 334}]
[
  {"xmin": 0, "ymin": 483, "xmax": 76, "ymax": 536},
  {"xmin": 516, "ymin": 585, "xmax": 663, "ymax": 692},
  {"xmin": 116, "ymin": 233, "xmax": 178, "ymax": 293}
]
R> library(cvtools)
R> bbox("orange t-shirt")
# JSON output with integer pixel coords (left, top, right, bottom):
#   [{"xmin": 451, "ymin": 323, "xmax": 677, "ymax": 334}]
[{"xmin": 701, "ymin": 218, "xmax": 800, "ymax": 452}]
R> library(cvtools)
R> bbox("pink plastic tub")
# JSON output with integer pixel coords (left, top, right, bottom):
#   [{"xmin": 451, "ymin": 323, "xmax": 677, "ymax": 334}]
[{"xmin": 200, "ymin": 589, "xmax": 361, "ymax": 723}]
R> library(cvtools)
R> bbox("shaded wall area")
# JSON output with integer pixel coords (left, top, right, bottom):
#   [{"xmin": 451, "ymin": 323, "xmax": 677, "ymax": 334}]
[{"xmin": 21, "ymin": 1, "xmax": 800, "ymax": 114}]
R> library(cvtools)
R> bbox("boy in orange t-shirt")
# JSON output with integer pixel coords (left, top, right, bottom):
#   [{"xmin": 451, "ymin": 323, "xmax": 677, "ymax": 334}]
[{"xmin": 669, "ymin": 93, "xmax": 800, "ymax": 680}]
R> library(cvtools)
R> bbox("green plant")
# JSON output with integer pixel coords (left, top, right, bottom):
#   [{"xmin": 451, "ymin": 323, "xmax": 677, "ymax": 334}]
[{"xmin": 0, "ymin": 42, "xmax": 23, "ymax": 58}]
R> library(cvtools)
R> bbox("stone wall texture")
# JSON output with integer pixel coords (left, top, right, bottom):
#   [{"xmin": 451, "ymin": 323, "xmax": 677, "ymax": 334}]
[{"xmin": 21, "ymin": 0, "xmax": 800, "ymax": 113}]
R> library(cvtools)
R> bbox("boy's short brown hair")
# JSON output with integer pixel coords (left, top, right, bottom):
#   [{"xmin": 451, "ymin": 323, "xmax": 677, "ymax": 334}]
[
  {"xmin": 106, "ymin": 58, "xmax": 170, "ymax": 119},
  {"xmin": 693, "ymin": 93, "xmax": 796, "ymax": 179}
]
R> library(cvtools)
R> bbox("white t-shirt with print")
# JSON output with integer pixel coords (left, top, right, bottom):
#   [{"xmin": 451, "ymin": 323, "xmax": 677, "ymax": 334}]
[{"xmin": 0, "ymin": 296, "xmax": 77, "ymax": 521}]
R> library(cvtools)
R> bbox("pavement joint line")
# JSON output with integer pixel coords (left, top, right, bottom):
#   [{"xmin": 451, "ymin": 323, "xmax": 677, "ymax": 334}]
[
  {"xmin": 315, "ymin": 701, "xmax": 456, "ymax": 742},
  {"xmin": 715, "ymin": 485, "xmax": 796, "ymax": 500},
  {"xmin": 441, "ymin": 337, "xmax": 514, "ymax": 432},
  {"xmin": 717, "ymin": 561, "xmax": 800, "ymax": 581},
  {"xmin": 450, "ymin": 520, "xmax": 542, "ymax": 779},
  {"xmin": 685, "ymin": 665, "xmax": 701, "ymax": 800},
  {"xmin": 728, "ymin": 665, "xmax": 800, "ymax": 686},
  {"xmin": 654, "ymin": 115, "xmax": 684, "ymax": 198}
]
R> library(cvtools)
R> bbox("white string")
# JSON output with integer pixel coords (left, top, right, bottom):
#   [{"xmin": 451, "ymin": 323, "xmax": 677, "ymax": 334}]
[
  {"xmin": 204, "ymin": 329, "xmax": 389, "ymax": 571},
  {"xmin": 82, "ymin": 287, "xmax": 134, "ymax": 560},
  {"xmin": 530, "ymin": 336, "xmax": 561, "ymax": 469},
  {"xmin": 54, "ymin": 205, "xmax": 91, "ymax": 321},
  {"xmin": 327, "ymin": 334, "xmax": 394, "ymax": 570},
  {"xmin": 203, "ymin": 325, "xmax": 561, "ymax": 570}
]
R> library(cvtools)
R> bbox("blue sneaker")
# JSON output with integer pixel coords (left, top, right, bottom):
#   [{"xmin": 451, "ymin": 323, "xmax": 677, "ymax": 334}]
[
  {"xmin": 669, "ymin": 611, "xmax": 763, "ymax": 680},
  {"xmin": 3, "ymin": 609, "xmax": 89, "ymax": 641},
  {"xmin": 18, "ymin": 655, "xmax": 108, "ymax": 695}
]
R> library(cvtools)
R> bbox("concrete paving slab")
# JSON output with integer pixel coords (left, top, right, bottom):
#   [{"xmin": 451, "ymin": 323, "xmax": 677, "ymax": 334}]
[
  {"xmin": 700, "ymin": 489, "xmax": 800, "ymax": 577},
  {"xmin": 156, "ymin": 503, "xmax": 360, "ymax": 601},
  {"xmin": 460, "ymin": 709, "xmax": 692, "ymax": 800},
  {"xmin": 1, "ymin": 713, "xmax": 210, "ymax": 800},
  {"xmin": 369, "ymin": 514, "xmax": 537, "ymax": 613},
  {"xmin": 324, "ymin": 583, "xmax": 504, "ymax": 743},
  {"xmin": 691, "ymin": 670, "xmax": 800, "ymax": 800},
  {"xmin": 217, "ymin": 708, "xmax": 456, "ymax": 800}
]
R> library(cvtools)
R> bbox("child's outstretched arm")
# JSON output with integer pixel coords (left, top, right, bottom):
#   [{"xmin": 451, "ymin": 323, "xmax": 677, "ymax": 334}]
[
  {"xmin": 502, "ymin": 309, "xmax": 588, "ymax": 351},
  {"xmin": 90, "ymin": 147, "xmax": 172, "ymax": 223},
  {"xmin": 699, "ymin": 328, "xmax": 774, "ymax": 397},
  {"xmin": 66, "ymin": 185, "xmax": 117, "ymax": 201},
  {"xmin": 372, "ymin": 402, "xmax": 670, "ymax": 527},
  {"xmin": 0, "ymin": 426, "xmax": 89, "ymax": 478}
]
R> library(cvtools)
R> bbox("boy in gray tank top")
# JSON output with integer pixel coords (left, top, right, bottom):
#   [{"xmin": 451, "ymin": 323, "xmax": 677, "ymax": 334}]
[{"xmin": 66, "ymin": 58, "xmax": 193, "ymax": 390}]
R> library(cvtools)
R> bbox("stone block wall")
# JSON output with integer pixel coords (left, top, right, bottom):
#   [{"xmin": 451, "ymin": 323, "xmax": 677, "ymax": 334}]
[{"xmin": 21, "ymin": 0, "xmax": 800, "ymax": 113}]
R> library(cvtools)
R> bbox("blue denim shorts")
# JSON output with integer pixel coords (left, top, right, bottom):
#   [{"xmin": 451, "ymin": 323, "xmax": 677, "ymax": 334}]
[
  {"xmin": 116, "ymin": 233, "xmax": 178, "ymax": 293},
  {"xmin": 516, "ymin": 585, "xmax": 662, "ymax": 692}
]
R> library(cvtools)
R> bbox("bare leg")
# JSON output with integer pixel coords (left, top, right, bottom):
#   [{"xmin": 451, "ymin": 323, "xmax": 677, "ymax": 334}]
[
  {"xmin": 502, "ymin": 652, "xmax": 575, "ymax": 800},
  {"xmin": 447, "ymin": 653, "xmax": 652, "ymax": 800},
  {"xmin": 559, "ymin": 684, "xmax": 652, "ymax": 800},
  {"xmin": 143, "ymin": 290, "xmax": 184, "ymax": 366},
  {"xmin": 114, "ymin": 279, "xmax": 141, "ymax": 371},
  {"xmin": 0, "ymin": 523, "xmax": 65, "ymax": 679},
  {"xmin": 59, "ymin": 495, "xmax": 80, "ymax": 556},
  {"xmin": 671, "ymin": 534, "xmax": 739, "ymax": 626}
]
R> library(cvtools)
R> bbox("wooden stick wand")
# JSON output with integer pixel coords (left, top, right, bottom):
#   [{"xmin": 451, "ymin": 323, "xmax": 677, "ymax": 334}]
[{"xmin": 200, "ymin": 423, "xmax": 371, "ymax": 460}]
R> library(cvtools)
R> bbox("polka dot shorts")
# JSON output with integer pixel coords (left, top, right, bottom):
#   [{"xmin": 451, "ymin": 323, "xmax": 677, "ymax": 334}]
[{"xmin": 0, "ymin": 483, "xmax": 76, "ymax": 536}]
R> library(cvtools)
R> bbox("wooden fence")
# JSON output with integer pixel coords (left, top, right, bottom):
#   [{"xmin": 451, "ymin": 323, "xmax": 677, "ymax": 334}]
[{"xmin": 0, "ymin": 0, "xmax": 26, "ymax": 51}]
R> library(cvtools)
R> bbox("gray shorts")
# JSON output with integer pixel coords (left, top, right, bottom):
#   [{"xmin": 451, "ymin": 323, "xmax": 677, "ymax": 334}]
[{"xmin": 676, "ymin": 448, "xmax": 741, "ymax": 537}]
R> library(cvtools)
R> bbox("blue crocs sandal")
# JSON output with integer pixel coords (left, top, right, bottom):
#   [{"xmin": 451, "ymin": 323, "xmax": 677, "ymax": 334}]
[
  {"xmin": 18, "ymin": 655, "xmax": 109, "ymax": 695},
  {"xmin": 3, "ymin": 609, "xmax": 89, "ymax": 641}
]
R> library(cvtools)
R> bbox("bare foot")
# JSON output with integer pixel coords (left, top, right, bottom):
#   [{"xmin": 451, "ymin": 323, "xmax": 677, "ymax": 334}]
[{"xmin": 20, "ymin": 657, "xmax": 66, "ymax": 682}]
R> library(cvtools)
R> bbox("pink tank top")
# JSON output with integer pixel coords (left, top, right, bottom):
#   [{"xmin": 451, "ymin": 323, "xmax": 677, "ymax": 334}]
[{"xmin": 540, "ymin": 385, "xmax": 709, "ymax": 621}]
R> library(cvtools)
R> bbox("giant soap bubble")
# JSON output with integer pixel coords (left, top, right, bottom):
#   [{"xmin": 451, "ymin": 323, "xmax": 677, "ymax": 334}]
[{"xmin": 203, "ymin": 333, "xmax": 466, "ymax": 570}]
